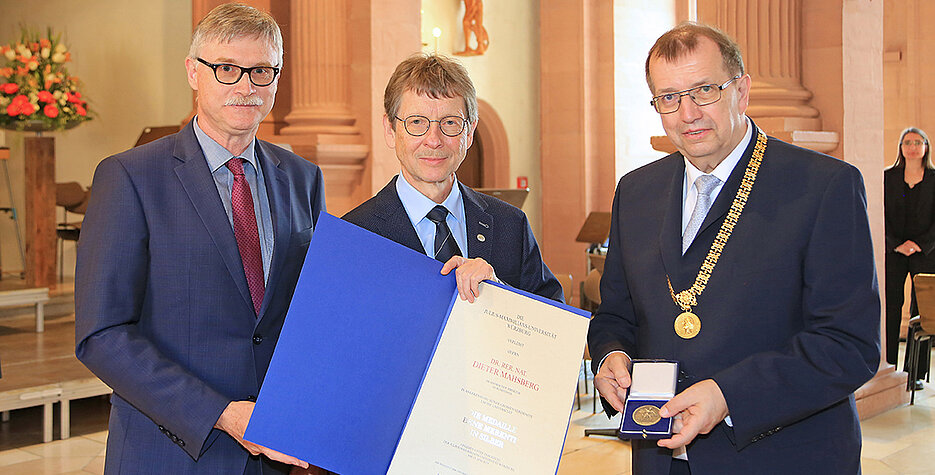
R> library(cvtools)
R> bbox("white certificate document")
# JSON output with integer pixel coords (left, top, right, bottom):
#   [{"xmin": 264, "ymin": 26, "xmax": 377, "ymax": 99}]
[{"xmin": 387, "ymin": 282, "xmax": 590, "ymax": 474}]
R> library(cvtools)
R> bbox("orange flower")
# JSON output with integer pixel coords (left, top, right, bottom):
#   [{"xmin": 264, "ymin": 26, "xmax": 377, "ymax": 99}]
[
  {"xmin": 42, "ymin": 104, "xmax": 58, "ymax": 118},
  {"xmin": 37, "ymin": 90, "xmax": 54, "ymax": 103},
  {"xmin": 39, "ymin": 39, "xmax": 50, "ymax": 48},
  {"xmin": 0, "ymin": 68, "xmax": 12, "ymax": 78},
  {"xmin": 75, "ymin": 104, "xmax": 86, "ymax": 116},
  {"xmin": 0, "ymin": 82, "xmax": 17, "ymax": 94},
  {"xmin": 6, "ymin": 95, "xmax": 32, "ymax": 116}
]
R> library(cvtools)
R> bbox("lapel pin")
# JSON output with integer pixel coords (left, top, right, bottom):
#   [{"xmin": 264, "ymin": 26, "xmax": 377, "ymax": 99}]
[
  {"xmin": 478, "ymin": 221, "xmax": 489, "ymax": 228},
  {"xmin": 477, "ymin": 233, "xmax": 486, "ymax": 242}
]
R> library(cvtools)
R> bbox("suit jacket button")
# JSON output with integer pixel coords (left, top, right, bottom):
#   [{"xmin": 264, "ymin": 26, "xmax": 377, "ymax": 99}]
[
  {"xmin": 253, "ymin": 334, "xmax": 263, "ymax": 345},
  {"xmin": 178, "ymin": 439, "xmax": 185, "ymax": 447}
]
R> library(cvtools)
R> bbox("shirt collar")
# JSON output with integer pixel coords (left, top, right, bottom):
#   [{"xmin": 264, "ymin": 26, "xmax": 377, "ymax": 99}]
[
  {"xmin": 193, "ymin": 115, "xmax": 258, "ymax": 172},
  {"xmin": 395, "ymin": 174, "xmax": 464, "ymax": 227},
  {"xmin": 684, "ymin": 116, "xmax": 753, "ymax": 185}
]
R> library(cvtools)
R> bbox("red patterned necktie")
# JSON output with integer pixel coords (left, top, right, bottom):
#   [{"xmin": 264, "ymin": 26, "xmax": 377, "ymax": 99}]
[{"xmin": 226, "ymin": 157, "xmax": 265, "ymax": 316}]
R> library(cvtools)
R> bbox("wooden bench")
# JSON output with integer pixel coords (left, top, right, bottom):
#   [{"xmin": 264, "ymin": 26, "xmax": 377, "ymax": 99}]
[{"xmin": 0, "ymin": 287, "xmax": 50, "ymax": 332}]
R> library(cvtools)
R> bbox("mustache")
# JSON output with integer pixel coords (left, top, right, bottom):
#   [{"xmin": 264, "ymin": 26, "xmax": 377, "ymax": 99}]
[{"xmin": 225, "ymin": 95, "xmax": 264, "ymax": 106}]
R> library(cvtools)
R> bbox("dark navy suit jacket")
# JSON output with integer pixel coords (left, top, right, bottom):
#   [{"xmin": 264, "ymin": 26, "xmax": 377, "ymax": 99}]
[
  {"xmin": 75, "ymin": 120, "xmax": 325, "ymax": 474},
  {"xmin": 588, "ymin": 126, "xmax": 880, "ymax": 474},
  {"xmin": 343, "ymin": 176, "xmax": 563, "ymax": 301}
]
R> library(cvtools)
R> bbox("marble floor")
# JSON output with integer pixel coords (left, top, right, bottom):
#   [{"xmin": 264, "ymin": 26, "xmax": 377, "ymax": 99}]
[{"xmin": 0, "ymin": 332, "xmax": 932, "ymax": 474}]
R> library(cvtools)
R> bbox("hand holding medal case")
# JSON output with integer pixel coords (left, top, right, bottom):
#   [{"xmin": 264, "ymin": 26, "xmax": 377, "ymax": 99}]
[{"xmin": 618, "ymin": 360, "xmax": 678, "ymax": 440}]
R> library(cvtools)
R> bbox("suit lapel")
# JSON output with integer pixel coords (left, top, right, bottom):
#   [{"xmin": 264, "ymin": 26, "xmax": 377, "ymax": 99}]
[
  {"xmin": 695, "ymin": 126, "xmax": 759, "ymax": 239},
  {"xmin": 460, "ymin": 185, "xmax": 493, "ymax": 259},
  {"xmin": 659, "ymin": 157, "xmax": 686, "ymax": 287},
  {"xmin": 173, "ymin": 123, "xmax": 255, "ymax": 316},
  {"xmin": 376, "ymin": 176, "xmax": 425, "ymax": 254},
  {"xmin": 256, "ymin": 142, "xmax": 291, "ymax": 321}
]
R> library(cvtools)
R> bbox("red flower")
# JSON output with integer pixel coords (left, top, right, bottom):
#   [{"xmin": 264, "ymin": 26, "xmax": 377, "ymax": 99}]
[
  {"xmin": 75, "ymin": 104, "xmax": 86, "ymax": 116},
  {"xmin": 0, "ymin": 82, "xmax": 18, "ymax": 94},
  {"xmin": 37, "ymin": 90, "xmax": 54, "ymax": 103},
  {"xmin": 43, "ymin": 104, "xmax": 58, "ymax": 118},
  {"xmin": 6, "ymin": 95, "xmax": 32, "ymax": 116},
  {"xmin": 66, "ymin": 91, "xmax": 84, "ymax": 104}
]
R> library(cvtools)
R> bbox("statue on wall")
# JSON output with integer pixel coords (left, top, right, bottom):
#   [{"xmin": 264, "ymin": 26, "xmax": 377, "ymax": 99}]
[{"xmin": 454, "ymin": 0, "xmax": 489, "ymax": 56}]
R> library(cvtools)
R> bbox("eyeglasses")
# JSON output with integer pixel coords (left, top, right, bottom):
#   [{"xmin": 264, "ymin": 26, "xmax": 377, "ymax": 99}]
[
  {"xmin": 196, "ymin": 58, "xmax": 280, "ymax": 87},
  {"xmin": 394, "ymin": 114, "xmax": 466, "ymax": 137},
  {"xmin": 902, "ymin": 140, "xmax": 926, "ymax": 146},
  {"xmin": 650, "ymin": 75, "xmax": 741, "ymax": 114}
]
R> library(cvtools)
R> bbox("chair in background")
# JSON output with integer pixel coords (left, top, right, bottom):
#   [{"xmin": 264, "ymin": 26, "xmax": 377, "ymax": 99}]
[
  {"xmin": 55, "ymin": 182, "xmax": 90, "ymax": 282},
  {"xmin": 908, "ymin": 274, "xmax": 935, "ymax": 404}
]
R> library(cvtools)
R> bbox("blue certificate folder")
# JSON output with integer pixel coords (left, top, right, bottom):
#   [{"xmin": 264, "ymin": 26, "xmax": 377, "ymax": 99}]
[{"xmin": 245, "ymin": 213, "xmax": 588, "ymax": 474}]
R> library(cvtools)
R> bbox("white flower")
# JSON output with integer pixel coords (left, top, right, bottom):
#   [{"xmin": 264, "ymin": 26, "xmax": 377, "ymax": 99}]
[
  {"xmin": 53, "ymin": 90, "xmax": 62, "ymax": 99},
  {"xmin": 40, "ymin": 47, "xmax": 50, "ymax": 59},
  {"xmin": 0, "ymin": 97, "xmax": 9, "ymax": 106},
  {"xmin": 3, "ymin": 50, "xmax": 14, "ymax": 61},
  {"xmin": 54, "ymin": 43, "xmax": 66, "ymax": 54},
  {"xmin": 51, "ymin": 53, "xmax": 65, "ymax": 63},
  {"xmin": 28, "ymin": 61, "xmax": 38, "ymax": 71}
]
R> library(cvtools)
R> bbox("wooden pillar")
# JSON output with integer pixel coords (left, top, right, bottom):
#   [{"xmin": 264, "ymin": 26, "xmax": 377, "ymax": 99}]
[{"xmin": 24, "ymin": 136, "xmax": 55, "ymax": 289}]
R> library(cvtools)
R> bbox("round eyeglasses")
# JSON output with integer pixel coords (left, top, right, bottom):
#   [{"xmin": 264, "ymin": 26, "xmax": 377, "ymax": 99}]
[
  {"xmin": 902, "ymin": 140, "xmax": 926, "ymax": 147},
  {"xmin": 197, "ymin": 58, "xmax": 281, "ymax": 87},
  {"xmin": 394, "ymin": 115, "xmax": 466, "ymax": 137},
  {"xmin": 650, "ymin": 75, "xmax": 741, "ymax": 114}
]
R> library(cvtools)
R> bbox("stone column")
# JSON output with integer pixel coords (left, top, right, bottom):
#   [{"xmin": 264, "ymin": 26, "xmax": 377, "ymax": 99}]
[
  {"xmin": 280, "ymin": 0, "xmax": 359, "ymax": 137},
  {"xmin": 694, "ymin": 0, "xmax": 839, "ymax": 152},
  {"xmin": 276, "ymin": 0, "xmax": 367, "ymax": 214}
]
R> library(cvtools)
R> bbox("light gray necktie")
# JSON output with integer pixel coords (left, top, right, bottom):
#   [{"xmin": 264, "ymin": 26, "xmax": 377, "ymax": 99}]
[{"xmin": 682, "ymin": 174, "xmax": 721, "ymax": 254}]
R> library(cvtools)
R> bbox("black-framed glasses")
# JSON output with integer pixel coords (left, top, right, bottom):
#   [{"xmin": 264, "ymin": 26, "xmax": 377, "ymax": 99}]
[
  {"xmin": 394, "ymin": 115, "xmax": 466, "ymax": 137},
  {"xmin": 902, "ymin": 139, "xmax": 927, "ymax": 146},
  {"xmin": 650, "ymin": 75, "xmax": 741, "ymax": 114},
  {"xmin": 196, "ymin": 57, "xmax": 280, "ymax": 87}
]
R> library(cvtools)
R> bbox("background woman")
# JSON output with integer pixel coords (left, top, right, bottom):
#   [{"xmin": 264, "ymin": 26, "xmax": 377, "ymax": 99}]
[{"xmin": 884, "ymin": 127, "xmax": 934, "ymax": 389}]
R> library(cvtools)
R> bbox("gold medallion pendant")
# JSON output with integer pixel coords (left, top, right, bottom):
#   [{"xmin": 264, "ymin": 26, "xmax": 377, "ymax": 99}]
[
  {"xmin": 666, "ymin": 129, "xmax": 768, "ymax": 341},
  {"xmin": 674, "ymin": 312, "xmax": 701, "ymax": 339},
  {"xmin": 633, "ymin": 405, "xmax": 662, "ymax": 426}
]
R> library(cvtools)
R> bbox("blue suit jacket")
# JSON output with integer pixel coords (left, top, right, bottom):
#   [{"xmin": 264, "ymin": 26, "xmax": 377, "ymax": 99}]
[
  {"xmin": 342, "ymin": 176, "xmax": 563, "ymax": 301},
  {"xmin": 75, "ymin": 120, "xmax": 325, "ymax": 474},
  {"xmin": 588, "ymin": 128, "xmax": 880, "ymax": 474}
]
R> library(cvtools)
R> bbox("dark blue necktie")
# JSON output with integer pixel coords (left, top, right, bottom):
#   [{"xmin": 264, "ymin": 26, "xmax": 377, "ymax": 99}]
[{"xmin": 426, "ymin": 205, "xmax": 462, "ymax": 263}]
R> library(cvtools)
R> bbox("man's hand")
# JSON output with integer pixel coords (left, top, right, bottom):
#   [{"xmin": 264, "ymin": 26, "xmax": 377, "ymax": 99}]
[
  {"xmin": 441, "ymin": 256, "xmax": 497, "ymax": 303},
  {"xmin": 657, "ymin": 379, "xmax": 729, "ymax": 450},
  {"xmin": 896, "ymin": 240, "xmax": 922, "ymax": 256},
  {"xmin": 215, "ymin": 401, "xmax": 309, "ymax": 469},
  {"xmin": 592, "ymin": 352, "xmax": 631, "ymax": 412}
]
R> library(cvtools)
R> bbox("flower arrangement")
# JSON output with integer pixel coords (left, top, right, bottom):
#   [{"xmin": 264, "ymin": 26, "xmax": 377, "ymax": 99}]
[{"xmin": 0, "ymin": 27, "xmax": 91, "ymax": 131}]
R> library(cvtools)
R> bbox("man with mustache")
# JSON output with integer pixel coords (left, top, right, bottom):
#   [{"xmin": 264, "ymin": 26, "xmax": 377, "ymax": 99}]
[
  {"xmin": 76, "ymin": 4, "xmax": 322, "ymax": 473},
  {"xmin": 588, "ymin": 22, "xmax": 879, "ymax": 474},
  {"xmin": 344, "ymin": 54, "xmax": 561, "ymax": 303}
]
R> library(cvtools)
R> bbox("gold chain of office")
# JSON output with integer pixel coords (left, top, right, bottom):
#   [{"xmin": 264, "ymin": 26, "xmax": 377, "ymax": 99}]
[{"xmin": 666, "ymin": 128, "xmax": 767, "ymax": 339}]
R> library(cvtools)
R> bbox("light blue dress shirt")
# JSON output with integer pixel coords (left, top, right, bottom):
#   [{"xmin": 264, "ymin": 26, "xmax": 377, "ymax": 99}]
[
  {"xmin": 395, "ymin": 174, "xmax": 468, "ymax": 259},
  {"xmin": 193, "ymin": 117, "xmax": 274, "ymax": 283}
]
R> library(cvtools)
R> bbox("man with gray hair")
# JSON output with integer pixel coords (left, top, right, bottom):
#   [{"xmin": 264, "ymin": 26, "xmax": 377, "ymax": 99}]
[
  {"xmin": 76, "ymin": 3, "xmax": 322, "ymax": 473},
  {"xmin": 344, "ymin": 53, "xmax": 562, "ymax": 303}
]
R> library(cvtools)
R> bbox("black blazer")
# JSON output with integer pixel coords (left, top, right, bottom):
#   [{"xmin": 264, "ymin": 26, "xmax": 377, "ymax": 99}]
[
  {"xmin": 884, "ymin": 165, "xmax": 935, "ymax": 259},
  {"xmin": 588, "ymin": 126, "xmax": 880, "ymax": 474},
  {"xmin": 343, "ymin": 176, "xmax": 563, "ymax": 301}
]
